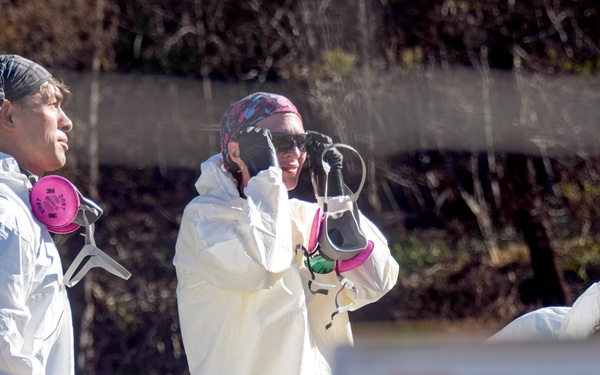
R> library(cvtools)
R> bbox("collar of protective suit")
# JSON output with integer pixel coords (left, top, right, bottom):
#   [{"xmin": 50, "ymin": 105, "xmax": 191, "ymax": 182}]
[
  {"xmin": 195, "ymin": 154, "xmax": 242, "ymax": 197},
  {"xmin": 0, "ymin": 151, "xmax": 34, "ymax": 192},
  {"xmin": 0, "ymin": 151, "xmax": 22, "ymax": 174}
]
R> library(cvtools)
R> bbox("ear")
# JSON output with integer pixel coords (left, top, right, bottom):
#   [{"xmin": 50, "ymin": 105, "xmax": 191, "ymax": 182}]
[
  {"xmin": 0, "ymin": 100, "xmax": 16, "ymax": 131},
  {"xmin": 227, "ymin": 141, "xmax": 244, "ymax": 168}
]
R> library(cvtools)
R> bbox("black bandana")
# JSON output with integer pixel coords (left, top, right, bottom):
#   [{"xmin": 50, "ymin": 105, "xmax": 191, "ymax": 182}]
[{"xmin": 0, "ymin": 55, "xmax": 52, "ymax": 109}]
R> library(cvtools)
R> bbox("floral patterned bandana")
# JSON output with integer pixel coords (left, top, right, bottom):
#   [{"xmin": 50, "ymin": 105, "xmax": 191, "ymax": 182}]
[
  {"xmin": 219, "ymin": 92, "xmax": 301, "ymax": 170},
  {"xmin": 0, "ymin": 55, "xmax": 52, "ymax": 109}
]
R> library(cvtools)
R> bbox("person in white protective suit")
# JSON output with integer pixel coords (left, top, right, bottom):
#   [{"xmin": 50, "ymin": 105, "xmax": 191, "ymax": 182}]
[
  {"xmin": 0, "ymin": 55, "xmax": 75, "ymax": 374},
  {"xmin": 488, "ymin": 282, "xmax": 600, "ymax": 342},
  {"xmin": 174, "ymin": 92, "xmax": 400, "ymax": 375}
]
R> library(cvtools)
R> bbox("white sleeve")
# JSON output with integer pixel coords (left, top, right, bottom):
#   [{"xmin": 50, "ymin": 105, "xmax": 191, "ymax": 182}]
[
  {"xmin": 175, "ymin": 168, "xmax": 294, "ymax": 292},
  {"xmin": 557, "ymin": 282, "xmax": 600, "ymax": 339},
  {"xmin": 0, "ymin": 222, "xmax": 42, "ymax": 374},
  {"xmin": 487, "ymin": 306, "xmax": 570, "ymax": 342},
  {"xmin": 341, "ymin": 213, "xmax": 400, "ymax": 310}
]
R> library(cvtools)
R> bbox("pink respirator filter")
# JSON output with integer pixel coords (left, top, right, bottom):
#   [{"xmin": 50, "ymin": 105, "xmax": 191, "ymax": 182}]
[
  {"xmin": 30, "ymin": 175, "xmax": 81, "ymax": 233},
  {"xmin": 307, "ymin": 208, "xmax": 323, "ymax": 254}
]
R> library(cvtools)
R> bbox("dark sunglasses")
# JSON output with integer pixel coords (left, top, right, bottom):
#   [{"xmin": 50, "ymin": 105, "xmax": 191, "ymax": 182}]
[{"xmin": 270, "ymin": 132, "xmax": 308, "ymax": 152}]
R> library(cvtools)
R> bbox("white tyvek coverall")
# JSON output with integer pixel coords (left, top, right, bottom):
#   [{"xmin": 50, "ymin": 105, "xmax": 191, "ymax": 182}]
[
  {"xmin": 0, "ymin": 152, "xmax": 74, "ymax": 375},
  {"xmin": 488, "ymin": 282, "xmax": 600, "ymax": 342},
  {"xmin": 174, "ymin": 154, "xmax": 399, "ymax": 375}
]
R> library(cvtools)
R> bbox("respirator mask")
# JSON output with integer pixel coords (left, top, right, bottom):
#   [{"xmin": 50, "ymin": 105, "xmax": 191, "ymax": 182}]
[
  {"xmin": 30, "ymin": 175, "xmax": 131, "ymax": 287},
  {"xmin": 297, "ymin": 143, "xmax": 373, "ymax": 329},
  {"xmin": 317, "ymin": 143, "xmax": 368, "ymax": 261}
]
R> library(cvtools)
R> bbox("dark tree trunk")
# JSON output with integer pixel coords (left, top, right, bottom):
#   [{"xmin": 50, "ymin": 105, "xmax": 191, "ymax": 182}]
[{"xmin": 505, "ymin": 154, "xmax": 569, "ymax": 306}]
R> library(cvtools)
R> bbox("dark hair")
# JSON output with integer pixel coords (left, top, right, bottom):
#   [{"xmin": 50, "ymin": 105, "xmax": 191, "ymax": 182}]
[
  {"xmin": 51, "ymin": 77, "xmax": 72, "ymax": 106},
  {"xmin": 13, "ymin": 77, "xmax": 71, "ymax": 107}
]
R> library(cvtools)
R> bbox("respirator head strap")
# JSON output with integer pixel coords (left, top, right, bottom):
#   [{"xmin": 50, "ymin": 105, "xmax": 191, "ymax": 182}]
[{"xmin": 325, "ymin": 269, "xmax": 358, "ymax": 330}]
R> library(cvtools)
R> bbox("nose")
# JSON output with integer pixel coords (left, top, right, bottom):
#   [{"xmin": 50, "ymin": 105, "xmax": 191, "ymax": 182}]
[{"xmin": 59, "ymin": 109, "xmax": 73, "ymax": 132}]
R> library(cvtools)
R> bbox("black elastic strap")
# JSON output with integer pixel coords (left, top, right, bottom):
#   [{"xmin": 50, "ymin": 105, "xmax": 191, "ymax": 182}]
[
  {"xmin": 296, "ymin": 244, "xmax": 329, "ymax": 296},
  {"xmin": 18, "ymin": 165, "xmax": 38, "ymax": 186},
  {"xmin": 325, "ymin": 268, "xmax": 358, "ymax": 330}
]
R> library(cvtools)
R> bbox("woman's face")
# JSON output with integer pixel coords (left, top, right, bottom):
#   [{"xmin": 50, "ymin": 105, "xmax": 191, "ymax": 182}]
[
  {"xmin": 228, "ymin": 112, "xmax": 306, "ymax": 192},
  {"xmin": 222, "ymin": 113, "xmax": 302, "ymax": 193},
  {"xmin": 256, "ymin": 113, "xmax": 306, "ymax": 191}
]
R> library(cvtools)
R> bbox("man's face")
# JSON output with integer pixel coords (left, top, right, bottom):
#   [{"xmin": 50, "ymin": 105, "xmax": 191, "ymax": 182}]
[
  {"xmin": 256, "ymin": 113, "xmax": 306, "ymax": 190},
  {"xmin": 11, "ymin": 81, "xmax": 73, "ymax": 176}
]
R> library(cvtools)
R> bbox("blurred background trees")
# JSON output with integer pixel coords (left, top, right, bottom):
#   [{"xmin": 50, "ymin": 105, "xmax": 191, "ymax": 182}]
[
  {"xmin": 8, "ymin": 0, "xmax": 598, "ymax": 76},
  {"xmin": 2, "ymin": 0, "xmax": 600, "ymax": 373}
]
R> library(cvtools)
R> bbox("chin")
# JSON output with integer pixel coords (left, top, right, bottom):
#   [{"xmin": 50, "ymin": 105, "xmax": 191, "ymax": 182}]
[
  {"xmin": 284, "ymin": 179, "xmax": 298, "ymax": 191},
  {"xmin": 47, "ymin": 158, "xmax": 67, "ymax": 172}
]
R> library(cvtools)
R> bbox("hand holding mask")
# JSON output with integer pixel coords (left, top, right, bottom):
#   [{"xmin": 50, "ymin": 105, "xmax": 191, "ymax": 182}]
[{"xmin": 306, "ymin": 131, "xmax": 344, "ymax": 197}]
